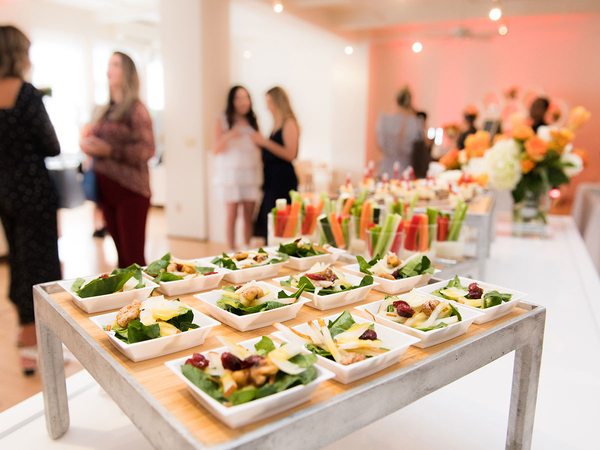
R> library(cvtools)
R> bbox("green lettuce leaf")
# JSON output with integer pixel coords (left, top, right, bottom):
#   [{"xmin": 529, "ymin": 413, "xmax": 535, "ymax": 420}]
[
  {"xmin": 397, "ymin": 255, "xmax": 435, "ymax": 279},
  {"xmin": 75, "ymin": 271, "xmax": 136, "ymax": 298},
  {"xmin": 277, "ymin": 242, "xmax": 326, "ymax": 258},
  {"xmin": 113, "ymin": 320, "xmax": 160, "ymax": 344},
  {"xmin": 166, "ymin": 308, "xmax": 199, "ymax": 331},
  {"xmin": 483, "ymin": 290, "xmax": 512, "ymax": 309},
  {"xmin": 153, "ymin": 272, "xmax": 184, "ymax": 283},
  {"xmin": 195, "ymin": 266, "xmax": 217, "ymax": 274},
  {"xmin": 327, "ymin": 309, "xmax": 356, "ymax": 338},
  {"xmin": 145, "ymin": 253, "xmax": 171, "ymax": 276},
  {"xmin": 254, "ymin": 336, "xmax": 276, "ymax": 356},
  {"xmin": 181, "ymin": 364, "xmax": 225, "ymax": 402}
]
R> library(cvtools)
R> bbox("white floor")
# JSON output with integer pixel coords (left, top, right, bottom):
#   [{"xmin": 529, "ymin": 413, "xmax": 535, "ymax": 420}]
[{"xmin": 1, "ymin": 216, "xmax": 599, "ymax": 450}]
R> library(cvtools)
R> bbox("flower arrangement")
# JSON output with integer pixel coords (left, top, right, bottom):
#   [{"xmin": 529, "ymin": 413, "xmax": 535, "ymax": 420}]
[{"xmin": 439, "ymin": 130, "xmax": 491, "ymax": 171}]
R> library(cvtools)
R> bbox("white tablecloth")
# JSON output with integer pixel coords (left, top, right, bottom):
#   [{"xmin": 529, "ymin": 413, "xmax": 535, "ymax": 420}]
[{"xmin": 572, "ymin": 182, "xmax": 600, "ymax": 273}]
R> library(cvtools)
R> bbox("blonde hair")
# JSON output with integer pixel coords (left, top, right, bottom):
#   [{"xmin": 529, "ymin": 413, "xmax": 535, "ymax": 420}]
[
  {"xmin": 266, "ymin": 86, "xmax": 297, "ymax": 125},
  {"xmin": 396, "ymin": 85, "xmax": 413, "ymax": 110},
  {"xmin": 93, "ymin": 51, "xmax": 140, "ymax": 124},
  {"xmin": 0, "ymin": 25, "xmax": 31, "ymax": 80}
]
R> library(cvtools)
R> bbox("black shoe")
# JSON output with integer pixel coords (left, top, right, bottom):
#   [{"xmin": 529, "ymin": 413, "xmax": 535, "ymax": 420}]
[{"xmin": 93, "ymin": 227, "xmax": 107, "ymax": 238}]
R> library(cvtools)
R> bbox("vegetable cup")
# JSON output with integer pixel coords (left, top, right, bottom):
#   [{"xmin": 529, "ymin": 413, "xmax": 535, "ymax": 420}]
[
  {"xmin": 433, "ymin": 218, "xmax": 467, "ymax": 260},
  {"xmin": 268, "ymin": 212, "xmax": 302, "ymax": 246},
  {"xmin": 401, "ymin": 221, "xmax": 437, "ymax": 261},
  {"xmin": 317, "ymin": 214, "xmax": 353, "ymax": 250},
  {"xmin": 365, "ymin": 228, "xmax": 403, "ymax": 260}
]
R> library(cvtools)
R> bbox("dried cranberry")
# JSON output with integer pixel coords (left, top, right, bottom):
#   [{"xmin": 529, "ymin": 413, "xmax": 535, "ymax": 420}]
[
  {"xmin": 393, "ymin": 300, "xmax": 415, "ymax": 318},
  {"xmin": 185, "ymin": 353, "xmax": 208, "ymax": 370},
  {"xmin": 241, "ymin": 355, "xmax": 264, "ymax": 369},
  {"xmin": 306, "ymin": 272, "xmax": 327, "ymax": 281},
  {"xmin": 359, "ymin": 329, "xmax": 377, "ymax": 340},
  {"xmin": 203, "ymin": 271, "xmax": 217, "ymax": 276},
  {"xmin": 468, "ymin": 283, "xmax": 483, "ymax": 299},
  {"xmin": 221, "ymin": 352, "xmax": 242, "ymax": 371},
  {"xmin": 99, "ymin": 274, "xmax": 109, "ymax": 279},
  {"xmin": 391, "ymin": 270, "xmax": 401, "ymax": 280}
]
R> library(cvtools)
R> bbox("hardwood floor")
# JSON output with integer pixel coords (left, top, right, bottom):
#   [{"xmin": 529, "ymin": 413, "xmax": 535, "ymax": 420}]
[{"xmin": 0, "ymin": 203, "xmax": 229, "ymax": 413}]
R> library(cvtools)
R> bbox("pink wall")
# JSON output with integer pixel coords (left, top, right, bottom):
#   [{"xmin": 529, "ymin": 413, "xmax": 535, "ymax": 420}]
[{"xmin": 366, "ymin": 13, "xmax": 600, "ymax": 207}]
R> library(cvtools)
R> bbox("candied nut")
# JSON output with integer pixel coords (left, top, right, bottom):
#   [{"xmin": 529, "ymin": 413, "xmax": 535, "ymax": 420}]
[
  {"xmin": 387, "ymin": 254, "xmax": 401, "ymax": 267},
  {"xmin": 377, "ymin": 272, "xmax": 395, "ymax": 280},
  {"xmin": 182, "ymin": 265, "xmax": 196, "ymax": 274},
  {"xmin": 421, "ymin": 299, "xmax": 440, "ymax": 317},
  {"xmin": 166, "ymin": 262, "xmax": 177, "ymax": 272},
  {"xmin": 233, "ymin": 251, "xmax": 249, "ymax": 261},
  {"xmin": 254, "ymin": 253, "xmax": 268, "ymax": 263},
  {"xmin": 340, "ymin": 353, "xmax": 367, "ymax": 365},
  {"xmin": 231, "ymin": 369, "xmax": 250, "ymax": 387},
  {"xmin": 241, "ymin": 286, "xmax": 262, "ymax": 301},
  {"xmin": 249, "ymin": 358, "xmax": 278, "ymax": 386},
  {"xmin": 115, "ymin": 300, "xmax": 141, "ymax": 328}
]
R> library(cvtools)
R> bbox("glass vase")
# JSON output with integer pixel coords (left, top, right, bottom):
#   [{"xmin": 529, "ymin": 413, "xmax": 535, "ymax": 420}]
[{"xmin": 512, "ymin": 188, "xmax": 550, "ymax": 237}]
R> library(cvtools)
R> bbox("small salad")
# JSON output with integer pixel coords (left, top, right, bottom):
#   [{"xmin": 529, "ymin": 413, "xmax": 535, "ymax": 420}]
[
  {"xmin": 145, "ymin": 253, "xmax": 217, "ymax": 283},
  {"xmin": 375, "ymin": 290, "xmax": 462, "ymax": 332},
  {"xmin": 280, "ymin": 263, "xmax": 374, "ymax": 296},
  {"xmin": 71, "ymin": 264, "xmax": 146, "ymax": 298},
  {"xmin": 274, "ymin": 310, "xmax": 389, "ymax": 366},
  {"xmin": 211, "ymin": 249, "xmax": 287, "ymax": 271},
  {"xmin": 216, "ymin": 281, "xmax": 305, "ymax": 316},
  {"xmin": 181, "ymin": 336, "xmax": 318, "ymax": 407},
  {"xmin": 276, "ymin": 238, "xmax": 329, "ymax": 258},
  {"xmin": 356, "ymin": 252, "xmax": 435, "ymax": 281},
  {"xmin": 430, "ymin": 276, "xmax": 513, "ymax": 309},
  {"xmin": 103, "ymin": 296, "xmax": 199, "ymax": 344}
]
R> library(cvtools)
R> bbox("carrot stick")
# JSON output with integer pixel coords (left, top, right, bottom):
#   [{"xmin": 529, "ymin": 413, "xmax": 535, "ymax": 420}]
[
  {"xmin": 329, "ymin": 212, "xmax": 345, "ymax": 249},
  {"xmin": 418, "ymin": 214, "xmax": 429, "ymax": 252},
  {"xmin": 341, "ymin": 196, "xmax": 355, "ymax": 216},
  {"xmin": 283, "ymin": 201, "xmax": 301, "ymax": 237},
  {"xmin": 359, "ymin": 201, "xmax": 372, "ymax": 240}
]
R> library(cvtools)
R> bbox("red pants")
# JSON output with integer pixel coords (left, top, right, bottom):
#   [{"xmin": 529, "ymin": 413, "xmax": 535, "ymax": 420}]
[{"xmin": 96, "ymin": 172, "xmax": 150, "ymax": 268}]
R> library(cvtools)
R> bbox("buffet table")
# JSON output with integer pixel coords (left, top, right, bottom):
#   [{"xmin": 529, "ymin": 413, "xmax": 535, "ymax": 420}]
[{"xmin": 31, "ymin": 263, "xmax": 543, "ymax": 449}]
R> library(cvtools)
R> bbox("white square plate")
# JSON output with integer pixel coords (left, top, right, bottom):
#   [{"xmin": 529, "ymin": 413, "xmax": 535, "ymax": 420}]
[
  {"xmin": 272, "ymin": 272, "xmax": 379, "ymax": 311},
  {"xmin": 142, "ymin": 261, "xmax": 230, "ymax": 297},
  {"xmin": 342, "ymin": 263, "xmax": 440, "ymax": 295},
  {"xmin": 58, "ymin": 276, "xmax": 158, "ymax": 314},
  {"xmin": 272, "ymin": 313, "xmax": 420, "ymax": 384},
  {"xmin": 196, "ymin": 255, "xmax": 288, "ymax": 284},
  {"xmin": 164, "ymin": 337, "xmax": 335, "ymax": 428},
  {"xmin": 90, "ymin": 304, "xmax": 220, "ymax": 362},
  {"xmin": 416, "ymin": 276, "xmax": 527, "ymax": 324},
  {"xmin": 355, "ymin": 296, "xmax": 483, "ymax": 348},
  {"xmin": 194, "ymin": 281, "xmax": 310, "ymax": 332},
  {"xmin": 263, "ymin": 245, "xmax": 346, "ymax": 271}
]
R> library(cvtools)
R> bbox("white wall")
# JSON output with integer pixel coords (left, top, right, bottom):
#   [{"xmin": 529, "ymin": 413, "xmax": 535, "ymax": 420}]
[{"xmin": 206, "ymin": 0, "xmax": 369, "ymax": 245}]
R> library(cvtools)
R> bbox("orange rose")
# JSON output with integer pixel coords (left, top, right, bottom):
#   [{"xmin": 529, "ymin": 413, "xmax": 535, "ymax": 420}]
[
  {"xmin": 493, "ymin": 133, "xmax": 508, "ymax": 145},
  {"xmin": 572, "ymin": 148, "xmax": 588, "ymax": 167},
  {"xmin": 474, "ymin": 174, "xmax": 489, "ymax": 187},
  {"xmin": 464, "ymin": 130, "xmax": 490, "ymax": 158},
  {"xmin": 567, "ymin": 106, "xmax": 591, "ymax": 131},
  {"xmin": 439, "ymin": 148, "xmax": 460, "ymax": 169},
  {"xmin": 520, "ymin": 158, "xmax": 535, "ymax": 174},
  {"xmin": 525, "ymin": 136, "xmax": 549, "ymax": 162},
  {"xmin": 512, "ymin": 124, "xmax": 535, "ymax": 141},
  {"xmin": 548, "ymin": 128, "xmax": 574, "ymax": 153}
]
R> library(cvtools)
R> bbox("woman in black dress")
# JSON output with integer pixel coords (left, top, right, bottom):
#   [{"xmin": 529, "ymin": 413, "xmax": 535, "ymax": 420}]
[
  {"xmin": 0, "ymin": 26, "xmax": 62, "ymax": 375},
  {"xmin": 251, "ymin": 86, "xmax": 299, "ymax": 240}
]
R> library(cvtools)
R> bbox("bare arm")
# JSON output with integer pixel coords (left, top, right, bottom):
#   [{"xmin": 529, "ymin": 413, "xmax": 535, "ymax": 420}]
[
  {"xmin": 253, "ymin": 118, "xmax": 299, "ymax": 162},
  {"xmin": 213, "ymin": 118, "xmax": 241, "ymax": 154}
]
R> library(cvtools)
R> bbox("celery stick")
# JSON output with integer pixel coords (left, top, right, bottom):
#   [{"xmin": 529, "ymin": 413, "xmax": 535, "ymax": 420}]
[
  {"xmin": 408, "ymin": 194, "xmax": 419, "ymax": 220},
  {"xmin": 384, "ymin": 197, "xmax": 394, "ymax": 214},
  {"xmin": 271, "ymin": 207, "xmax": 278, "ymax": 229},
  {"xmin": 341, "ymin": 217, "xmax": 350, "ymax": 249},
  {"xmin": 373, "ymin": 213, "xmax": 400, "ymax": 257},
  {"xmin": 426, "ymin": 208, "xmax": 439, "ymax": 247},
  {"xmin": 318, "ymin": 214, "xmax": 334, "ymax": 245},
  {"xmin": 448, "ymin": 201, "xmax": 466, "ymax": 241},
  {"xmin": 369, "ymin": 226, "xmax": 381, "ymax": 255},
  {"xmin": 276, "ymin": 199, "xmax": 287, "ymax": 211},
  {"xmin": 319, "ymin": 191, "xmax": 328, "ymax": 200},
  {"xmin": 289, "ymin": 190, "xmax": 302, "ymax": 204},
  {"xmin": 398, "ymin": 200, "xmax": 405, "ymax": 218}
]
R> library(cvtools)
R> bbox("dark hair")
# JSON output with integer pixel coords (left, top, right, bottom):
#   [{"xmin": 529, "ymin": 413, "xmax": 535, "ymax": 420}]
[
  {"xmin": 226, "ymin": 86, "xmax": 258, "ymax": 131},
  {"xmin": 534, "ymin": 97, "xmax": 550, "ymax": 112},
  {"xmin": 416, "ymin": 111, "xmax": 427, "ymax": 121},
  {"xmin": 464, "ymin": 113, "xmax": 477, "ymax": 125},
  {"xmin": 396, "ymin": 86, "xmax": 413, "ymax": 109}
]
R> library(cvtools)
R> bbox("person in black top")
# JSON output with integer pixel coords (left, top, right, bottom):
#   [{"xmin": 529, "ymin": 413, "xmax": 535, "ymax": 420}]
[
  {"xmin": 529, "ymin": 97, "xmax": 550, "ymax": 133},
  {"xmin": 0, "ymin": 25, "xmax": 61, "ymax": 375},
  {"xmin": 251, "ymin": 86, "xmax": 299, "ymax": 241},
  {"xmin": 457, "ymin": 108, "xmax": 478, "ymax": 150}
]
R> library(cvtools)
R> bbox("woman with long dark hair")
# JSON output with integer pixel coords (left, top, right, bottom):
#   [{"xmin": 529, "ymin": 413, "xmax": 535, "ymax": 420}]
[
  {"xmin": 0, "ymin": 25, "xmax": 62, "ymax": 375},
  {"xmin": 251, "ymin": 86, "xmax": 299, "ymax": 240},
  {"xmin": 80, "ymin": 52, "xmax": 155, "ymax": 267},
  {"xmin": 213, "ymin": 86, "xmax": 261, "ymax": 250}
]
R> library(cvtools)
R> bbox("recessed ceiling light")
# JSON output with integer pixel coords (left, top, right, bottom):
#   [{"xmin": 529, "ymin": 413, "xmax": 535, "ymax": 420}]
[
  {"xmin": 345, "ymin": 46, "xmax": 353, "ymax": 55},
  {"xmin": 243, "ymin": 50, "xmax": 252, "ymax": 59},
  {"xmin": 274, "ymin": 2, "xmax": 283, "ymax": 13},
  {"xmin": 489, "ymin": 8, "xmax": 502, "ymax": 21},
  {"xmin": 412, "ymin": 42, "xmax": 422, "ymax": 53},
  {"xmin": 499, "ymin": 25, "xmax": 508, "ymax": 35}
]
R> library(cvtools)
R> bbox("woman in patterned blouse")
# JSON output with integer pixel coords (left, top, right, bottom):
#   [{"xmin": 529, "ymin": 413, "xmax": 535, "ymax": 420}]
[
  {"xmin": 0, "ymin": 25, "xmax": 62, "ymax": 375},
  {"xmin": 80, "ymin": 52, "xmax": 155, "ymax": 268}
]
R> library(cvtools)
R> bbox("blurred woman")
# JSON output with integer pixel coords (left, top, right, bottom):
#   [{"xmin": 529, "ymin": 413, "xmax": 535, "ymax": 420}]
[
  {"xmin": 457, "ymin": 106, "xmax": 479, "ymax": 150},
  {"xmin": 252, "ymin": 87, "xmax": 299, "ymax": 241},
  {"xmin": 80, "ymin": 52, "xmax": 154, "ymax": 267},
  {"xmin": 0, "ymin": 25, "xmax": 61, "ymax": 375},
  {"xmin": 376, "ymin": 86, "xmax": 422, "ymax": 176},
  {"xmin": 213, "ymin": 86, "xmax": 261, "ymax": 251}
]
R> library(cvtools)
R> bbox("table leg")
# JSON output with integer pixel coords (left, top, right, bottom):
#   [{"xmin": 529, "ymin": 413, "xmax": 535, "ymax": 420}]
[
  {"xmin": 36, "ymin": 318, "xmax": 70, "ymax": 439},
  {"xmin": 506, "ymin": 335, "xmax": 544, "ymax": 450}
]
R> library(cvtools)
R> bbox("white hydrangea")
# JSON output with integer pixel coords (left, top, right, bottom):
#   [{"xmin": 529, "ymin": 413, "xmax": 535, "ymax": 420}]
[
  {"xmin": 485, "ymin": 139, "xmax": 523, "ymax": 191},
  {"xmin": 561, "ymin": 152, "xmax": 583, "ymax": 178}
]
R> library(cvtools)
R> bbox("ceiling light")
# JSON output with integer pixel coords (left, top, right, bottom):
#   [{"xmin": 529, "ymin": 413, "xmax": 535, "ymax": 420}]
[
  {"xmin": 498, "ymin": 25, "xmax": 508, "ymax": 35},
  {"xmin": 274, "ymin": 2, "xmax": 283, "ymax": 13},
  {"xmin": 243, "ymin": 50, "xmax": 252, "ymax": 59},
  {"xmin": 489, "ymin": 8, "xmax": 502, "ymax": 21},
  {"xmin": 345, "ymin": 46, "xmax": 353, "ymax": 55},
  {"xmin": 412, "ymin": 42, "xmax": 422, "ymax": 53}
]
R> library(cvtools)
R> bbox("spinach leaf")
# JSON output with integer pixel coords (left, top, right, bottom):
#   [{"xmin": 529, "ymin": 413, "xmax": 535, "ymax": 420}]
[
  {"xmin": 483, "ymin": 290, "xmax": 511, "ymax": 308},
  {"xmin": 416, "ymin": 322, "xmax": 449, "ymax": 332},
  {"xmin": 181, "ymin": 364, "xmax": 225, "ymax": 402},
  {"xmin": 211, "ymin": 254, "xmax": 239, "ymax": 271},
  {"xmin": 195, "ymin": 266, "xmax": 217, "ymax": 275},
  {"xmin": 449, "ymin": 303, "xmax": 463, "ymax": 321},
  {"xmin": 111, "ymin": 263, "xmax": 142, "ymax": 275},
  {"xmin": 254, "ymin": 336, "xmax": 276, "ymax": 356},
  {"xmin": 228, "ymin": 388, "xmax": 257, "ymax": 406},
  {"xmin": 71, "ymin": 278, "xmax": 85, "ymax": 292},
  {"xmin": 277, "ymin": 242, "xmax": 325, "ymax": 258},
  {"xmin": 397, "ymin": 255, "xmax": 435, "ymax": 279},
  {"xmin": 255, "ymin": 366, "xmax": 318, "ymax": 400},
  {"xmin": 222, "ymin": 286, "xmax": 236, "ymax": 292},
  {"xmin": 305, "ymin": 343, "xmax": 331, "ymax": 358},
  {"xmin": 153, "ymin": 272, "xmax": 184, "ymax": 283},
  {"xmin": 114, "ymin": 320, "xmax": 160, "ymax": 344},
  {"xmin": 145, "ymin": 253, "xmax": 171, "ymax": 276},
  {"xmin": 289, "ymin": 353, "xmax": 317, "ymax": 368},
  {"xmin": 166, "ymin": 308, "xmax": 199, "ymax": 331},
  {"xmin": 277, "ymin": 284, "xmax": 306, "ymax": 300},
  {"xmin": 217, "ymin": 298, "xmax": 293, "ymax": 316},
  {"xmin": 327, "ymin": 310, "xmax": 356, "ymax": 338},
  {"xmin": 76, "ymin": 271, "xmax": 136, "ymax": 298},
  {"xmin": 447, "ymin": 275, "xmax": 465, "ymax": 289},
  {"xmin": 284, "ymin": 275, "xmax": 373, "ymax": 296}
]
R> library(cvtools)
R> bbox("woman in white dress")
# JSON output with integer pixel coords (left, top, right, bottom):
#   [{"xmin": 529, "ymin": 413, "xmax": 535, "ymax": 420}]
[{"xmin": 213, "ymin": 86, "xmax": 262, "ymax": 250}]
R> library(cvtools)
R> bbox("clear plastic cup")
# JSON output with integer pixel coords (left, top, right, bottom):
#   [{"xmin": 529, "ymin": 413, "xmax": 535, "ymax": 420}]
[
  {"xmin": 400, "ymin": 222, "xmax": 437, "ymax": 260},
  {"xmin": 365, "ymin": 228, "xmax": 403, "ymax": 260},
  {"xmin": 317, "ymin": 216, "xmax": 353, "ymax": 250},
  {"xmin": 433, "ymin": 219, "xmax": 467, "ymax": 260}
]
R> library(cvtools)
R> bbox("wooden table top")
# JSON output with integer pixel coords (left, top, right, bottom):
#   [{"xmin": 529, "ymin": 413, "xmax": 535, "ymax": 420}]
[{"xmin": 50, "ymin": 262, "xmax": 524, "ymax": 447}]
